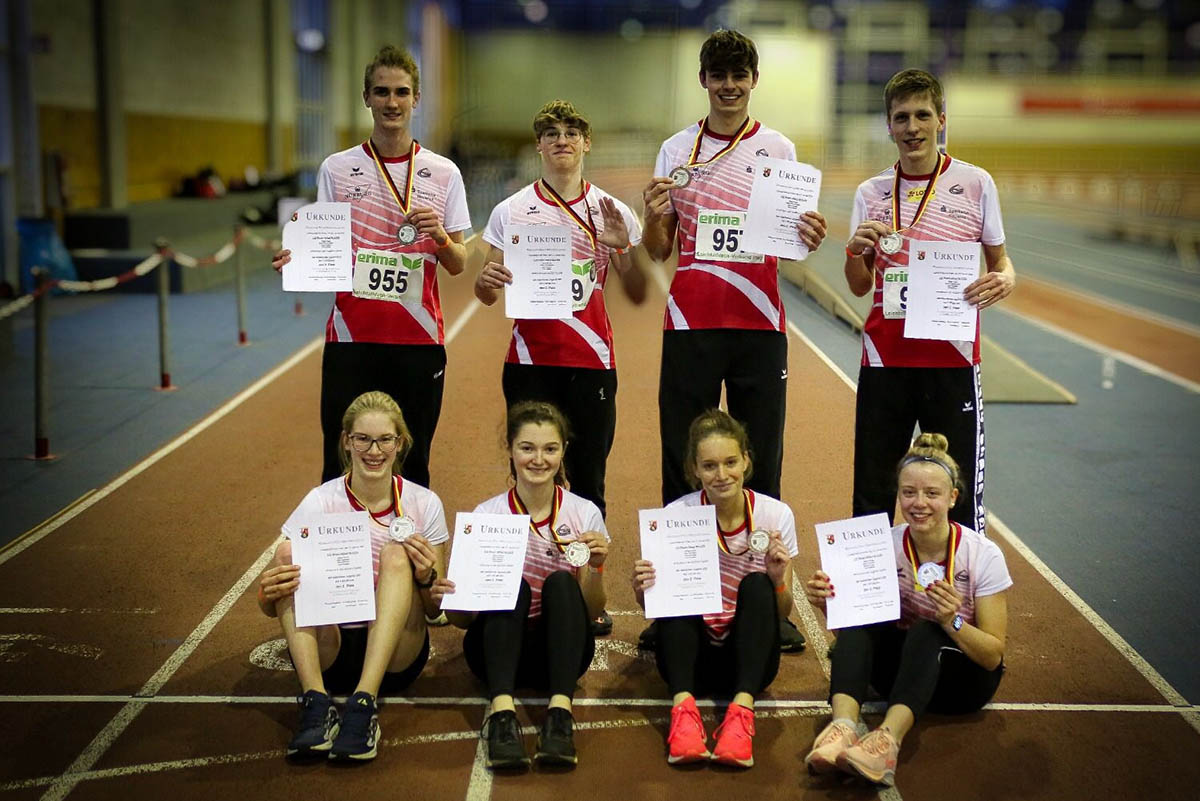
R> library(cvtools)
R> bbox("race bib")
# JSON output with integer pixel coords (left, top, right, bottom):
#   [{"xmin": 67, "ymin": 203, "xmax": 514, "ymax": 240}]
[
  {"xmin": 694, "ymin": 209, "xmax": 764, "ymax": 264},
  {"xmin": 352, "ymin": 248, "xmax": 424, "ymax": 304},
  {"xmin": 569, "ymin": 258, "xmax": 596, "ymax": 312},
  {"xmin": 882, "ymin": 266, "xmax": 908, "ymax": 319}
]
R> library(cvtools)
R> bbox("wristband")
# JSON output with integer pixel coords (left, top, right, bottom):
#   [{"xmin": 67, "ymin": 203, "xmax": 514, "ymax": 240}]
[
  {"xmin": 257, "ymin": 584, "xmax": 267, "ymax": 604},
  {"xmin": 613, "ymin": 244, "xmax": 631, "ymax": 255},
  {"xmin": 592, "ymin": 563, "xmax": 604, "ymax": 573},
  {"xmin": 845, "ymin": 246, "xmax": 863, "ymax": 259},
  {"xmin": 774, "ymin": 583, "xmax": 787, "ymax": 594},
  {"xmin": 433, "ymin": 232, "xmax": 449, "ymax": 248}
]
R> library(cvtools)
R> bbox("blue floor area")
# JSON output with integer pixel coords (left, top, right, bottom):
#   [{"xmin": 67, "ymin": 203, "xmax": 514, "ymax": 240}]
[{"xmin": 0, "ymin": 266, "xmax": 332, "ymax": 543}]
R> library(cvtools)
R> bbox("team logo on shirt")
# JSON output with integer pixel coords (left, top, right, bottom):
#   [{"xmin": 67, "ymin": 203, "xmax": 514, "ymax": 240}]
[
  {"xmin": 351, "ymin": 166, "xmax": 363, "ymax": 175},
  {"xmin": 344, "ymin": 185, "xmax": 369, "ymax": 200},
  {"xmin": 511, "ymin": 234, "xmax": 520, "ymax": 244},
  {"xmin": 418, "ymin": 167, "xmax": 432, "ymax": 178},
  {"xmin": 556, "ymin": 524, "xmax": 572, "ymax": 539},
  {"xmin": 762, "ymin": 167, "xmax": 772, "ymax": 177},
  {"xmin": 949, "ymin": 184, "xmax": 964, "ymax": 194},
  {"xmin": 955, "ymin": 569, "xmax": 968, "ymax": 582}
]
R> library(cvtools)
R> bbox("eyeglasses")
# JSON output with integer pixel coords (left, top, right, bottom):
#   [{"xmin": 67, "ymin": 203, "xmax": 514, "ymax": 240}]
[
  {"xmin": 348, "ymin": 433, "xmax": 399, "ymax": 453},
  {"xmin": 540, "ymin": 128, "xmax": 583, "ymax": 143}
]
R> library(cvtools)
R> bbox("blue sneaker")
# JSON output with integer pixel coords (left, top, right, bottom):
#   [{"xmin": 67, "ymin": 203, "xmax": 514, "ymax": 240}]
[
  {"xmin": 330, "ymin": 691, "xmax": 380, "ymax": 761},
  {"xmin": 286, "ymin": 689, "xmax": 339, "ymax": 759}
]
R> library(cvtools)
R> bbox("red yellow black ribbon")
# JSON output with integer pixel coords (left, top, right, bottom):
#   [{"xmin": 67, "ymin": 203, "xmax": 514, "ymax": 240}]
[
  {"xmin": 366, "ymin": 138, "xmax": 417, "ymax": 217},
  {"xmin": 538, "ymin": 179, "xmax": 597, "ymax": 253},
  {"xmin": 700, "ymin": 489, "xmax": 755, "ymax": 555},
  {"xmin": 890, "ymin": 151, "xmax": 944, "ymax": 236},
  {"xmin": 687, "ymin": 116, "xmax": 754, "ymax": 169},
  {"xmin": 509, "ymin": 486, "xmax": 569, "ymax": 553}
]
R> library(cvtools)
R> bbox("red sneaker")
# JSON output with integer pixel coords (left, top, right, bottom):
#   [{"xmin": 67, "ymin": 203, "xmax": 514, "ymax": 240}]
[
  {"xmin": 711, "ymin": 702, "xmax": 755, "ymax": 768},
  {"xmin": 666, "ymin": 696, "xmax": 710, "ymax": 764}
]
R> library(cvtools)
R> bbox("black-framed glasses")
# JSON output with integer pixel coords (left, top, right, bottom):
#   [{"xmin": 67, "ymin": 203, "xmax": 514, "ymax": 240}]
[{"xmin": 348, "ymin": 433, "xmax": 399, "ymax": 453}]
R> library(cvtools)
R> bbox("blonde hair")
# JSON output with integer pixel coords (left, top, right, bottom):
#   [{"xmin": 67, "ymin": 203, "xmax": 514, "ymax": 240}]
[
  {"xmin": 339, "ymin": 391, "xmax": 413, "ymax": 475},
  {"xmin": 532, "ymin": 99, "xmax": 592, "ymax": 141},
  {"xmin": 897, "ymin": 432, "xmax": 961, "ymax": 499},
  {"xmin": 683, "ymin": 409, "xmax": 753, "ymax": 490},
  {"xmin": 363, "ymin": 45, "xmax": 420, "ymax": 95}
]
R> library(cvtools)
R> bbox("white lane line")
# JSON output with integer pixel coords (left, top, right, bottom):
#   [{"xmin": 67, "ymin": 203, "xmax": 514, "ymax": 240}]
[
  {"xmin": 464, "ymin": 704, "xmax": 493, "ymax": 801},
  {"xmin": 37, "ymin": 543, "xmax": 278, "ymax": 801},
  {"xmin": 995, "ymin": 307, "xmax": 1200, "ymax": 394},
  {"xmin": 0, "ymin": 336, "xmax": 325, "ymax": 568},
  {"xmin": 986, "ymin": 514, "xmax": 1198, "ymax": 735},
  {"xmin": 0, "ymin": 694, "xmax": 1192, "ymax": 713},
  {"xmin": 1006, "ymin": 245, "xmax": 1200, "ymax": 303},
  {"xmin": 0, "ymin": 607, "xmax": 157, "ymax": 615},
  {"xmin": 1018, "ymin": 274, "xmax": 1200, "ymax": 337},
  {"xmin": 444, "ymin": 296, "xmax": 482, "ymax": 344}
]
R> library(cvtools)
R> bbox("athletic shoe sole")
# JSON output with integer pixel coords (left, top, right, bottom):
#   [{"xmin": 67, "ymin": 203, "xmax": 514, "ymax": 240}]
[
  {"xmin": 286, "ymin": 723, "xmax": 339, "ymax": 759},
  {"xmin": 534, "ymin": 748, "xmax": 578, "ymax": 766},
  {"xmin": 666, "ymin": 749, "xmax": 710, "ymax": 765},
  {"xmin": 486, "ymin": 755, "xmax": 531, "ymax": 770},
  {"xmin": 838, "ymin": 754, "xmax": 895, "ymax": 785},
  {"xmin": 711, "ymin": 752, "xmax": 753, "ymax": 768},
  {"xmin": 804, "ymin": 751, "xmax": 841, "ymax": 775}
]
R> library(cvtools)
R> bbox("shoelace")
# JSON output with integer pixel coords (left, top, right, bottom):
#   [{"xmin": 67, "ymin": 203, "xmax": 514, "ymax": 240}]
[
  {"xmin": 297, "ymin": 694, "xmax": 330, "ymax": 729},
  {"xmin": 669, "ymin": 703, "xmax": 703, "ymax": 743},
  {"xmin": 714, "ymin": 706, "xmax": 754, "ymax": 740},
  {"xmin": 481, "ymin": 712, "xmax": 520, "ymax": 744},
  {"xmin": 858, "ymin": 731, "xmax": 894, "ymax": 757},
  {"xmin": 546, "ymin": 709, "xmax": 572, "ymax": 738},
  {"xmin": 815, "ymin": 721, "xmax": 854, "ymax": 748}
]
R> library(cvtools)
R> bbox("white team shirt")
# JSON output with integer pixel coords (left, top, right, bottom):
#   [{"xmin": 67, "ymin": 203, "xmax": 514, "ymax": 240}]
[
  {"xmin": 317, "ymin": 142, "xmax": 472, "ymax": 346},
  {"xmin": 654, "ymin": 120, "xmax": 797, "ymax": 332},
  {"xmin": 892, "ymin": 522, "xmax": 1012, "ymax": 630},
  {"xmin": 281, "ymin": 475, "xmax": 450, "ymax": 626},
  {"xmin": 668, "ymin": 490, "xmax": 799, "ymax": 642},
  {"xmin": 850, "ymin": 156, "xmax": 1005, "ymax": 367},
  {"xmin": 473, "ymin": 486, "xmax": 607, "ymax": 620},
  {"xmin": 483, "ymin": 181, "xmax": 642, "ymax": 369}
]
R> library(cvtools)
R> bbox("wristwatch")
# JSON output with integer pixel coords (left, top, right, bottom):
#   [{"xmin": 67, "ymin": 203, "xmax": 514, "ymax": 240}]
[
  {"xmin": 415, "ymin": 567, "xmax": 437, "ymax": 590},
  {"xmin": 951, "ymin": 614, "xmax": 964, "ymax": 632}
]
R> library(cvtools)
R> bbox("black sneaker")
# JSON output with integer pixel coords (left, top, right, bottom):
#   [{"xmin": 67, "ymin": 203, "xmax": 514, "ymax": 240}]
[
  {"xmin": 330, "ymin": 691, "xmax": 380, "ymax": 761},
  {"xmin": 589, "ymin": 610, "xmax": 613, "ymax": 637},
  {"xmin": 483, "ymin": 709, "xmax": 529, "ymax": 770},
  {"xmin": 780, "ymin": 618, "xmax": 807, "ymax": 653},
  {"xmin": 535, "ymin": 707, "xmax": 578, "ymax": 766},
  {"xmin": 286, "ymin": 689, "xmax": 339, "ymax": 759},
  {"xmin": 637, "ymin": 620, "xmax": 658, "ymax": 651}
]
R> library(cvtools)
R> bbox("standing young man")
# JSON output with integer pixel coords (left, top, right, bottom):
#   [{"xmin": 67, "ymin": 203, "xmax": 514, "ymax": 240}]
[
  {"xmin": 275, "ymin": 45, "xmax": 471, "ymax": 487},
  {"xmin": 475, "ymin": 99, "xmax": 644, "ymax": 523},
  {"xmin": 642, "ymin": 29, "xmax": 827, "ymax": 507},
  {"xmin": 641, "ymin": 29, "xmax": 825, "ymax": 653},
  {"xmin": 844, "ymin": 68, "xmax": 1016, "ymax": 535}
]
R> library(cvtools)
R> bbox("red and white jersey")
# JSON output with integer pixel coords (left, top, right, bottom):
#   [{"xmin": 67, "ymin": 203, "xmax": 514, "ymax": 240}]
[
  {"xmin": 891, "ymin": 522, "xmax": 1011, "ymax": 630},
  {"xmin": 474, "ymin": 486, "xmax": 607, "ymax": 620},
  {"xmin": 668, "ymin": 490, "xmax": 799, "ymax": 642},
  {"xmin": 851, "ymin": 156, "xmax": 1005, "ymax": 367},
  {"xmin": 281, "ymin": 475, "xmax": 450, "ymax": 588},
  {"xmin": 654, "ymin": 121, "xmax": 797, "ymax": 332},
  {"xmin": 317, "ymin": 142, "xmax": 472, "ymax": 346},
  {"xmin": 483, "ymin": 181, "xmax": 642, "ymax": 369}
]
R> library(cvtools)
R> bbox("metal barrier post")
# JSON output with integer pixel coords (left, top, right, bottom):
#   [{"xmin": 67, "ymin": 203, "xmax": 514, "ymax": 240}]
[
  {"xmin": 234, "ymin": 226, "xmax": 249, "ymax": 345},
  {"xmin": 155, "ymin": 241, "xmax": 177, "ymax": 391},
  {"xmin": 31, "ymin": 269, "xmax": 55, "ymax": 460}
]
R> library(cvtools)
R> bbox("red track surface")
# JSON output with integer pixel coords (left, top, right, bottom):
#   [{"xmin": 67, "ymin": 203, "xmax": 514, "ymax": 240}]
[{"xmin": 2, "ymin": 233, "xmax": 1198, "ymax": 800}]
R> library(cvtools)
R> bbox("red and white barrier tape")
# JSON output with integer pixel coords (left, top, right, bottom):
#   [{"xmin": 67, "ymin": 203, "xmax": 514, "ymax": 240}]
[{"xmin": 0, "ymin": 293, "xmax": 36, "ymax": 321}]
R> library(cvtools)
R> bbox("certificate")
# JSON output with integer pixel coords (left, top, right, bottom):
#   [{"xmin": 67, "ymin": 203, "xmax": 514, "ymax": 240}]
[
  {"xmin": 442, "ymin": 512, "xmax": 531, "ymax": 612},
  {"xmin": 639, "ymin": 506, "xmax": 723, "ymax": 619},
  {"xmin": 742, "ymin": 157, "xmax": 823, "ymax": 261},
  {"xmin": 815, "ymin": 513, "xmax": 900, "ymax": 630},
  {"xmin": 281, "ymin": 202, "xmax": 353, "ymax": 292},
  {"xmin": 503, "ymin": 224, "xmax": 573, "ymax": 319},
  {"xmin": 903, "ymin": 241, "xmax": 981, "ymax": 341},
  {"xmin": 288, "ymin": 511, "xmax": 376, "ymax": 628}
]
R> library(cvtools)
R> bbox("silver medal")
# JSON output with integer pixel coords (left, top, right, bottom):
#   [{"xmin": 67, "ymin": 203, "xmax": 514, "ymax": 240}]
[
  {"xmin": 748, "ymin": 529, "xmax": 770, "ymax": 554},
  {"xmin": 668, "ymin": 166, "xmax": 692, "ymax": 189},
  {"xmin": 916, "ymin": 561, "xmax": 944, "ymax": 588},
  {"xmin": 879, "ymin": 232, "xmax": 903, "ymax": 255},
  {"xmin": 397, "ymin": 222, "xmax": 418, "ymax": 245},
  {"xmin": 389, "ymin": 515, "xmax": 416, "ymax": 542},
  {"xmin": 565, "ymin": 540, "xmax": 591, "ymax": 568}
]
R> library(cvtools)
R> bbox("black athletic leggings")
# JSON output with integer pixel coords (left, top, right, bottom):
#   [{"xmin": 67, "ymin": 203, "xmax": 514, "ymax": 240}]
[
  {"xmin": 829, "ymin": 620, "xmax": 1003, "ymax": 719},
  {"xmin": 463, "ymin": 572, "xmax": 595, "ymax": 699},
  {"xmin": 654, "ymin": 572, "xmax": 781, "ymax": 697}
]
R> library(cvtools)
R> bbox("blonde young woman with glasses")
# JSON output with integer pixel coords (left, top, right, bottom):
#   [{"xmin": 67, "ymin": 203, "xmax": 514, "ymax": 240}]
[{"xmin": 257, "ymin": 391, "xmax": 449, "ymax": 762}]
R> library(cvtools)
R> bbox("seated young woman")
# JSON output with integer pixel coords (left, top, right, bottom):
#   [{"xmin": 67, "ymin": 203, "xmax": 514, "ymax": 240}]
[
  {"xmin": 257, "ymin": 391, "xmax": 448, "ymax": 762},
  {"xmin": 632, "ymin": 409, "xmax": 799, "ymax": 768},
  {"xmin": 431, "ymin": 401, "xmax": 607, "ymax": 770},
  {"xmin": 803, "ymin": 432, "xmax": 1011, "ymax": 785}
]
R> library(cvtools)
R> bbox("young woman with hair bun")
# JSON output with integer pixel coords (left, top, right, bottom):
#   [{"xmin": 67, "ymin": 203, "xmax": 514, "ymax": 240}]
[{"xmin": 803, "ymin": 432, "xmax": 1011, "ymax": 786}]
